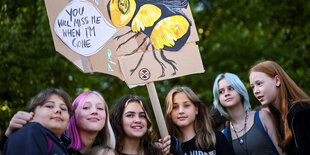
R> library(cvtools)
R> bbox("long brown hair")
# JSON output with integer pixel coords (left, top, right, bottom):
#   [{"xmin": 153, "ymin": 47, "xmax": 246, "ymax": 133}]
[
  {"xmin": 249, "ymin": 60, "xmax": 310, "ymax": 147},
  {"xmin": 110, "ymin": 94, "xmax": 160, "ymax": 155},
  {"xmin": 165, "ymin": 86, "xmax": 216, "ymax": 149}
]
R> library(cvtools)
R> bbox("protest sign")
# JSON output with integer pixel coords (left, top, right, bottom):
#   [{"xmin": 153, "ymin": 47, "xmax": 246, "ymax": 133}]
[{"xmin": 44, "ymin": 0, "xmax": 204, "ymax": 137}]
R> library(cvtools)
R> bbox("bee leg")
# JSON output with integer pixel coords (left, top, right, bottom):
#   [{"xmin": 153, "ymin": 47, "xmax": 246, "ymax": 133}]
[
  {"xmin": 114, "ymin": 30, "xmax": 133, "ymax": 41},
  {"xmin": 116, "ymin": 32, "xmax": 142, "ymax": 51},
  {"xmin": 129, "ymin": 42, "xmax": 152, "ymax": 75},
  {"xmin": 160, "ymin": 49, "xmax": 178, "ymax": 76},
  {"xmin": 125, "ymin": 36, "xmax": 148, "ymax": 56},
  {"xmin": 130, "ymin": 52, "xmax": 146, "ymax": 75},
  {"xmin": 152, "ymin": 46, "xmax": 166, "ymax": 78}
]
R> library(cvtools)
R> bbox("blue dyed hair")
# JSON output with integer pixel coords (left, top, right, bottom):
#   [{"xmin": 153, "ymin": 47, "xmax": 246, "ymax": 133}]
[{"xmin": 213, "ymin": 73, "xmax": 251, "ymax": 118}]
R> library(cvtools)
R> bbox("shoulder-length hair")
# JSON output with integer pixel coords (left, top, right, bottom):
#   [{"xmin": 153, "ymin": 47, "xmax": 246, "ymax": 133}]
[
  {"xmin": 249, "ymin": 60, "xmax": 310, "ymax": 146},
  {"xmin": 110, "ymin": 94, "xmax": 160, "ymax": 155},
  {"xmin": 66, "ymin": 91, "xmax": 116, "ymax": 150},
  {"xmin": 28, "ymin": 88, "xmax": 73, "ymax": 116},
  {"xmin": 165, "ymin": 86, "xmax": 216, "ymax": 149},
  {"xmin": 213, "ymin": 73, "xmax": 251, "ymax": 118}
]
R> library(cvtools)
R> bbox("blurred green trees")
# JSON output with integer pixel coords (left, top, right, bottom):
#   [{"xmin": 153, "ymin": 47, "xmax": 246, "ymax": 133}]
[
  {"xmin": 1, "ymin": 0, "xmax": 309, "ymax": 135},
  {"xmin": 190, "ymin": 0, "xmax": 310, "ymax": 104}
]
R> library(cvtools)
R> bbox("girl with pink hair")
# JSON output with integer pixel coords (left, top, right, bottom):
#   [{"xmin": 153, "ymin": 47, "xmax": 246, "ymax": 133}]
[{"xmin": 66, "ymin": 91, "xmax": 115, "ymax": 154}]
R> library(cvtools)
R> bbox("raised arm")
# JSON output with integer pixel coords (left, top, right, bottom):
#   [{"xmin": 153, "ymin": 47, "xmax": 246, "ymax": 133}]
[
  {"xmin": 5, "ymin": 111, "xmax": 34, "ymax": 137},
  {"xmin": 1, "ymin": 111, "xmax": 34, "ymax": 152}
]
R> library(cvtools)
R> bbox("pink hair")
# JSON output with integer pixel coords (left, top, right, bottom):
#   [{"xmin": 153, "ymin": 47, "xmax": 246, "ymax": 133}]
[{"xmin": 66, "ymin": 91, "xmax": 92, "ymax": 150}]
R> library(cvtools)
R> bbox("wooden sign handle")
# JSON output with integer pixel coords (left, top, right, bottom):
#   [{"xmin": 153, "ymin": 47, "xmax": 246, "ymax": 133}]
[{"xmin": 146, "ymin": 82, "xmax": 169, "ymax": 138}]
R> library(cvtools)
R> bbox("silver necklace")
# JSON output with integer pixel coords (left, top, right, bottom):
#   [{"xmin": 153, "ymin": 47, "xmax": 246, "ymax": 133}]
[
  {"xmin": 230, "ymin": 111, "xmax": 248, "ymax": 145},
  {"xmin": 230, "ymin": 123, "xmax": 246, "ymax": 133}
]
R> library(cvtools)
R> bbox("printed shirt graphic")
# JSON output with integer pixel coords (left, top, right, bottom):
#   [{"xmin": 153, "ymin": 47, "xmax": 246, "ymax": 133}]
[
  {"xmin": 182, "ymin": 131, "xmax": 235, "ymax": 155},
  {"xmin": 182, "ymin": 136, "xmax": 216, "ymax": 155}
]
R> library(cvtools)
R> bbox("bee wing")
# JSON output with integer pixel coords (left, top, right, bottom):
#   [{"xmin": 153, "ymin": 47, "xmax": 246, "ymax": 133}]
[
  {"xmin": 151, "ymin": 15, "xmax": 189, "ymax": 50},
  {"xmin": 131, "ymin": 4, "xmax": 162, "ymax": 32}
]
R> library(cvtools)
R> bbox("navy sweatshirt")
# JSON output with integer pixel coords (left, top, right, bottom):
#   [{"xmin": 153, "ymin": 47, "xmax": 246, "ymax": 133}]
[{"xmin": 3, "ymin": 122, "xmax": 68, "ymax": 155}]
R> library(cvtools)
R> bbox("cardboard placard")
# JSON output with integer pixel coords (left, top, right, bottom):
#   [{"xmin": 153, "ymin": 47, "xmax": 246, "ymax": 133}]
[{"xmin": 44, "ymin": 0, "xmax": 204, "ymax": 85}]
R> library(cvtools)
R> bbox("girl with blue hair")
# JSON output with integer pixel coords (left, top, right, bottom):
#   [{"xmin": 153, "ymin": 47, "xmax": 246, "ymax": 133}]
[{"xmin": 213, "ymin": 73, "xmax": 284, "ymax": 155}]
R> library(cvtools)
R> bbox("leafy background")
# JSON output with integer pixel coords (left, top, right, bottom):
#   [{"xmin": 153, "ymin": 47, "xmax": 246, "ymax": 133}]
[{"xmin": 1, "ymin": 0, "xmax": 309, "ymax": 136}]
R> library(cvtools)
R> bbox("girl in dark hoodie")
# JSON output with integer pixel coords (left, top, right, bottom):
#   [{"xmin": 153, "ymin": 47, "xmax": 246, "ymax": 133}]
[{"xmin": 3, "ymin": 88, "xmax": 73, "ymax": 155}]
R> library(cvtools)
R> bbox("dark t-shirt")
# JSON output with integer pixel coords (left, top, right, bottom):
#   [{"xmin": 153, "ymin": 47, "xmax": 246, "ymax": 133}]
[
  {"xmin": 68, "ymin": 148, "xmax": 83, "ymax": 155},
  {"xmin": 182, "ymin": 130, "xmax": 235, "ymax": 155}
]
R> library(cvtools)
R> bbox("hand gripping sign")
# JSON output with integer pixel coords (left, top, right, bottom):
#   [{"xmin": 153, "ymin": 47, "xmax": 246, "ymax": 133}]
[{"xmin": 44, "ymin": 0, "xmax": 204, "ymax": 138}]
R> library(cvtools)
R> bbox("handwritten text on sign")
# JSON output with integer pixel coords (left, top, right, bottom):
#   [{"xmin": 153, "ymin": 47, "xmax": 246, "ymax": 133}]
[{"xmin": 54, "ymin": 0, "xmax": 117, "ymax": 56}]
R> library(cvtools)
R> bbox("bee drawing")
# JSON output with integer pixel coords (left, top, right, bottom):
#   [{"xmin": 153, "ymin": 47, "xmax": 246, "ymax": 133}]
[{"xmin": 108, "ymin": 0, "xmax": 191, "ymax": 77}]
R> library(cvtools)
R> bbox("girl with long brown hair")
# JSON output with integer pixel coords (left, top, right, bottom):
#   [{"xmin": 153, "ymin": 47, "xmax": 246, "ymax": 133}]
[
  {"xmin": 110, "ymin": 94, "xmax": 172, "ymax": 155},
  {"xmin": 165, "ymin": 86, "xmax": 234, "ymax": 155}
]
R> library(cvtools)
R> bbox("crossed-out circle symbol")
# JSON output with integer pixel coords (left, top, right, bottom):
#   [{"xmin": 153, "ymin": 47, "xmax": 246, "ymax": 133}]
[{"xmin": 139, "ymin": 68, "xmax": 151, "ymax": 81}]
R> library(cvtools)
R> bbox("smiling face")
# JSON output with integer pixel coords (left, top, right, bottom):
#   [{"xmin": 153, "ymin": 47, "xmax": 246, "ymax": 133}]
[
  {"xmin": 218, "ymin": 78, "xmax": 242, "ymax": 108},
  {"xmin": 76, "ymin": 94, "xmax": 106, "ymax": 133},
  {"xmin": 32, "ymin": 94, "xmax": 70, "ymax": 137},
  {"xmin": 249, "ymin": 72, "xmax": 280, "ymax": 106},
  {"xmin": 171, "ymin": 92, "xmax": 197, "ymax": 129},
  {"xmin": 122, "ymin": 101, "xmax": 148, "ymax": 139}
]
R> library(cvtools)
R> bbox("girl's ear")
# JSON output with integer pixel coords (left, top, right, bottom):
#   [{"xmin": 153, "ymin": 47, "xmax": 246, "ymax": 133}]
[{"xmin": 275, "ymin": 75, "xmax": 281, "ymax": 87}]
